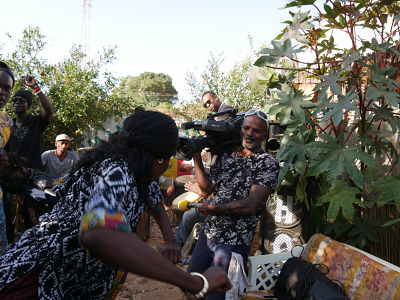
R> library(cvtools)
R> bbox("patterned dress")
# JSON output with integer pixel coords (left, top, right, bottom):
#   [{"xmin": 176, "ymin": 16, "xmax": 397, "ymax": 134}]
[
  {"xmin": 203, "ymin": 148, "xmax": 279, "ymax": 245},
  {"xmin": 0, "ymin": 111, "xmax": 13, "ymax": 255},
  {"xmin": 0, "ymin": 158, "xmax": 161, "ymax": 300}
]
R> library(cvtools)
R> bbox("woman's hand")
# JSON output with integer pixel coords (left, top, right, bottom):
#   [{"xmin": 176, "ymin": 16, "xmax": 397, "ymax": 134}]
[
  {"xmin": 202, "ymin": 266, "xmax": 231, "ymax": 295},
  {"xmin": 160, "ymin": 241, "xmax": 181, "ymax": 264}
]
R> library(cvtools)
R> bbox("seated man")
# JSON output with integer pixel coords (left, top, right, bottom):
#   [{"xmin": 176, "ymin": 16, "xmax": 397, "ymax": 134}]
[
  {"xmin": 41, "ymin": 134, "xmax": 78, "ymax": 180},
  {"xmin": 0, "ymin": 152, "xmax": 57, "ymax": 243},
  {"xmin": 176, "ymin": 182, "xmax": 208, "ymax": 247},
  {"xmin": 188, "ymin": 109, "xmax": 279, "ymax": 300}
]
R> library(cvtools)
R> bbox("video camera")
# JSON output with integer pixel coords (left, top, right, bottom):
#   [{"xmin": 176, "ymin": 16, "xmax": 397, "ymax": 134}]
[{"xmin": 175, "ymin": 109, "xmax": 280, "ymax": 161}]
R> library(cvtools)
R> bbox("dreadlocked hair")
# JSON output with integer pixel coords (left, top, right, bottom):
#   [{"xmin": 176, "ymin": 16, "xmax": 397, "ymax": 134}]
[{"xmin": 74, "ymin": 110, "xmax": 178, "ymax": 207}]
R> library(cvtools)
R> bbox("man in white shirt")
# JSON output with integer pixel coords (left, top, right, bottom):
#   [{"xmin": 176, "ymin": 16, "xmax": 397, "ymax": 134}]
[{"xmin": 41, "ymin": 134, "xmax": 78, "ymax": 180}]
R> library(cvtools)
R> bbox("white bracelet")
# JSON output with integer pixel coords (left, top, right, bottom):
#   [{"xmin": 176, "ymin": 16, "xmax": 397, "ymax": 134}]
[{"xmin": 190, "ymin": 272, "xmax": 209, "ymax": 298}]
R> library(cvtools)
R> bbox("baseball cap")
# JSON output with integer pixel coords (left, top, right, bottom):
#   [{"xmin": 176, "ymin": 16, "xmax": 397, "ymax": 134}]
[{"xmin": 55, "ymin": 134, "xmax": 72, "ymax": 142}]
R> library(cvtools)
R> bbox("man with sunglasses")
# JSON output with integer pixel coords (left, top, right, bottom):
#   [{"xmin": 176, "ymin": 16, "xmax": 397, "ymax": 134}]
[
  {"xmin": 201, "ymin": 91, "xmax": 233, "ymax": 121},
  {"xmin": 5, "ymin": 76, "xmax": 53, "ymax": 170},
  {"xmin": 187, "ymin": 109, "xmax": 279, "ymax": 300}
]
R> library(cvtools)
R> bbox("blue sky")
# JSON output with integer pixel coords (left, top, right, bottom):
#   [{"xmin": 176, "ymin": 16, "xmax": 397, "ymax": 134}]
[{"xmin": 1, "ymin": 0, "xmax": 291, "ymax": 101}]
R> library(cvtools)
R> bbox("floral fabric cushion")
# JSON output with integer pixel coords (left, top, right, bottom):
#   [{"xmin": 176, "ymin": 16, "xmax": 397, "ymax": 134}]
[{"xmin": 301, "ymin": 234, "xmax": 400, "ymax": 300}]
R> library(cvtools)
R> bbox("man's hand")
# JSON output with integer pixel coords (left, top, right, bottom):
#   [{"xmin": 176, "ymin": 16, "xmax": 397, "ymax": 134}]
[
  {"xmin": 192, "ymin": 152, "xmax": 202, "ymax": 165},
  {"xmin": 196, "ymin": 199, "xmax": 216, "ymax": 215},
  {"xmin": 23, "ymin": 76, "xmax": 38, "ymax": 88},
  {"xmin": 0, "ymin": 151, "xmax": 9, "ymax": 169}
]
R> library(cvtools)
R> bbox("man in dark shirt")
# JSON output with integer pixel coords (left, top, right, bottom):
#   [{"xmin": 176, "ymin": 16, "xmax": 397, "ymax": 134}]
[
  {"xmin": 201, "ymin": 91, "xmax": 233, "ymax": 120},
  {"xmin": 5, "ymin": 76, "xmax": 53, "ymax": 170},
  {"xmin": 187, "ymin": 109, "xmax": 279, "ymax": 300}
]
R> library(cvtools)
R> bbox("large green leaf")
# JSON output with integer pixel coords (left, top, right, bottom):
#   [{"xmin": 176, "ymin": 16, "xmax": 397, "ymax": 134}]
[
  {"xmin": 255, "ymin": 40, "xmax": 302, "ymax": 66},
  {"xmin": 281, "ymin": 11, "xmax": 313, "ymax": 43},
  {"xmin": 307, "ymin": 135, "xmax": 376, "ymax": 188},
  {"xmin": 276, "ymin": 131, "xmax": 310, "ymax": 184},
  {"xmin": 317, "ymin": 180, "xmax": 363, "ymax": 222},
  {"xmin": 341, "ymin": 51, "xmax": 361, "ymax": 72},
  {"xmin": 371, "ymin": 176, "xmax": 400, "ymax": 210},
  {"xmin": 268, "ymin": 86, "xmax": 315, "ymax": 124},
  {"xmin": 381, "ymin": 218, "xmax": 400, "ymax": 227},
  {"xmin": 284, "ymin": 0, "xmax": 317, "ymax": 8},
  {"xmin": 366, "ymin": 86, "xmax": 400, "ymax": 106},
  {"xmin": 295, "ymin": 175, "xmax": 309, "ymax": 209},
  {"xmin": 314, "ymin": 70, "xmax": 345, "ymax": 95},
  {"xmin": 348, "ymin": 217, "xmax": 380, "ymax": 249},
  {"xmin": 320, "ymin": 92, "xmax": 358, "ymax": 125},
  {"xmin": 370, "ymin": 106, "xmax": 400, "ymax": 134}
]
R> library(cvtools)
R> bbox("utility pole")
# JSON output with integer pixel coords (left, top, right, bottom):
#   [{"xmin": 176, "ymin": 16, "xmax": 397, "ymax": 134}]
[{"xmin": 81, "ymin": 0, "xmax": 92, "ymax": 64}]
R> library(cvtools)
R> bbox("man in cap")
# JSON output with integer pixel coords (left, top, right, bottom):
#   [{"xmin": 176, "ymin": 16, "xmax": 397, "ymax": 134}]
[{"xmin": 41, "ymin": 134, "xmax": 78, "ymax": 180}]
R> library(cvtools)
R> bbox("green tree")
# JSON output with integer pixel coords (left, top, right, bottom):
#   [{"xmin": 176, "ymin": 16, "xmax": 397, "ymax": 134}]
[
  {"xmin": 112, "ymin": 72, "xmax": 178, "ymax": 109},
  {"xmin": 254, "ymin": 0, "xmax": 400, "ymax": 250},
  {"xmin": 186, "ymin": 53, "xmax": 266, "ymax": 112},
  {"xmin": 1, "ymin": 27, "xmax": 126, "ymax": 149}
]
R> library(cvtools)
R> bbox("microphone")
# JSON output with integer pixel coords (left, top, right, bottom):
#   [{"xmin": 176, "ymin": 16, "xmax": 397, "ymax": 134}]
[{"xmin": 177, "ymin": 200, "xmax": 200, "ymax": 211}]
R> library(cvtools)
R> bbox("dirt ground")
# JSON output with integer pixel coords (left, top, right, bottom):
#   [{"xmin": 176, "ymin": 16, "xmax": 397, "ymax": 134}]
[{"xmin": 115, "ymin": 211, "xmax": 187, "ymax": 300}]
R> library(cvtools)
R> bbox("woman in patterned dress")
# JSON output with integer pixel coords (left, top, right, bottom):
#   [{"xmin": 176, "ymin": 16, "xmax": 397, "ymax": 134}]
[
  {"xmin": 0, "ymin": 110, "xmax": 230, "ymax": 299},
  {"xmin": 0, "ymin": 61, "xmax": 15, "ymax": 255}
]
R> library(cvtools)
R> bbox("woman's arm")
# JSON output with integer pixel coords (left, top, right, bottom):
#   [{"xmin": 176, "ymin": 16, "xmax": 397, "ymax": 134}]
[
  {"xmin": 151, "ymin": 204, "xmax": 181, "ymax": 263},
  {"xmin": 81, "ymin": 228, "xmax": 230, "ymax": 295}
]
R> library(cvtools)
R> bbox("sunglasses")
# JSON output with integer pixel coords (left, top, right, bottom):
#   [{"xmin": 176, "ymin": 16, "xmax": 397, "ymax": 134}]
[{"xmin": 245, "ymin": 109, "xmax": 269, "ymax": 125}]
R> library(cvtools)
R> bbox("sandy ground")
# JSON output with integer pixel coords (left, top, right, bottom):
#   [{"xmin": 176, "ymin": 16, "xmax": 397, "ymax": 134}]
[{"xmin": 115, "ymin": 211, "xmax": 187, "ymax": 300}]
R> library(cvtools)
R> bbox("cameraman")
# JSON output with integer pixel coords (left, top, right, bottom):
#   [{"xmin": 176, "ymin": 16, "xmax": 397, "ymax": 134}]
[
  {"xmin": 175, "ymin": 92, "xmax": 234, "ymax": 247},
  {"xmin": 201, "ymin": 91, "xmax": 233, "ymax": 121},
  {"xmin": 187, "ymin": 109, "xmax": 279, "ymax": 300}
]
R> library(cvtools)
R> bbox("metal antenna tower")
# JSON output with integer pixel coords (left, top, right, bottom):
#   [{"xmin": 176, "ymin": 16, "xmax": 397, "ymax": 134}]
[{"xmin": 81, "ymin": 0, "xmax": 92, "ymax": 61}]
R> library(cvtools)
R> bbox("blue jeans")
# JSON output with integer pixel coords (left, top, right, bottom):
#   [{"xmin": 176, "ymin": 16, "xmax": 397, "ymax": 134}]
[
  {"xmin": 188, "ymin": 229, "xmax": 251, "ymax": 300},
  {"xmin": 176, "ymin": 208, "xmax": 207, "ymax": 245}
]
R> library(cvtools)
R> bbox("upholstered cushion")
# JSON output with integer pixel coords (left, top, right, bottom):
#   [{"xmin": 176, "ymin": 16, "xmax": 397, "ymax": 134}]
[{"xmin": 302, "ymin": 234, "xmax": 400, "ymax": 300}]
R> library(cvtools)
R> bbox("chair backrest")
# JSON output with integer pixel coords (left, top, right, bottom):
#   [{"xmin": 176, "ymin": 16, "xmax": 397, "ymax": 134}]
[{"xmin": 247, "ymin": 245, "xmax": 304, "ymax": 291}]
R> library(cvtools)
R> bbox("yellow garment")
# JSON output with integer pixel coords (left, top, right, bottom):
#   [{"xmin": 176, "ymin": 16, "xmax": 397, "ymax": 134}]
[
  {"xmin": 0, "ymin": 111, "xmax": 12, "ymax": 255},
  {"xmin": 0, "ymin": 112, "xmax": 12, "ymax": 148}
]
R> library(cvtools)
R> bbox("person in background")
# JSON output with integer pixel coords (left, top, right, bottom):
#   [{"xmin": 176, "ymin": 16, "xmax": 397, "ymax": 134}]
[
  {"xmin": 201, "ymin": 91, "xmax": 233, "ymax": 121},
  {"xmin": 0, "ymin": 111, "xmax": 230, "ymax": 300},
  {"xmin": 1, "ymin": 151, "xmax": 57, "ymax": 244},
  {"xmin": 188, "ymin": 109, "xmax": 279, "ymax": 300},
  {"xmin": 0, "ymin": 61, "xmax": 15, "ymax": 255},
  {"xmin": 42, "ymin": 134, "xmax": 78, "ymax": 180},
  {"xmin": 5, "ymin": 76, "xmax": 53, "ymax": 170}
]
